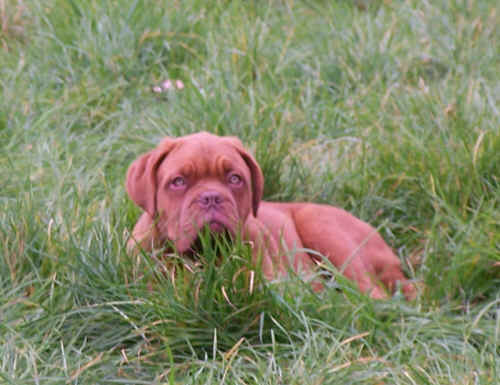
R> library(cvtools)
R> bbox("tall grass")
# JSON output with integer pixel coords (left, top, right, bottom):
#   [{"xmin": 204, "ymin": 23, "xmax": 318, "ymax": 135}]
[{"xmin": 1, "ymin": 0, "xmax": 498, "ymax": 383}]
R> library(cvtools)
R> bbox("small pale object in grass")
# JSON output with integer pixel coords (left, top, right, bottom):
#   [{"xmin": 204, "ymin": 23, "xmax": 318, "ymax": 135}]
[
  {"xmin": 161, "ymin": 79, "xmax": 173, "ymax": 90},
  {"xmin": 152, "ymin": 79, "xmax": 185, "ymax": 93}
]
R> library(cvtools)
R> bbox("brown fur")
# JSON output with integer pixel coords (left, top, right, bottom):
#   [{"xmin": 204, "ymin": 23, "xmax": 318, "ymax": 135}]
[{"xmin": 126, "ymin": 132, "xmax": 416, "ymax": 299}]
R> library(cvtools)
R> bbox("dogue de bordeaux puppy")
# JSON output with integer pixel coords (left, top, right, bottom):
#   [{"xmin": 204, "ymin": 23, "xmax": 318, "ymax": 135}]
[{"xmin": 126, "ymin": 132, "xmax": 415, "ymax": 299}]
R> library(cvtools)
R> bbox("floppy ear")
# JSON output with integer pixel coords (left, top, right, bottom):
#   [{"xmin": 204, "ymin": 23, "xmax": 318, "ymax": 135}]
[
  {"xmin": 225, "ymin": 137, "xmax": 264, "ymax": 217},
  {"xmin": 126, "ymin": 138, "xmax": 176, "ymax": 217}
]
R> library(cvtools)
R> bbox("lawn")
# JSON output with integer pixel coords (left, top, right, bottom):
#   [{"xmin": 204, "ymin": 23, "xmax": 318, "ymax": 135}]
[{"xmin": 0, "ymin": 0, "xmax": 499, "ymax": 383}]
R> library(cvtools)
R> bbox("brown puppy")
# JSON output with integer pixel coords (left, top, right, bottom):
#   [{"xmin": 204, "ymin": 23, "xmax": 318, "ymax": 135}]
[{"xmin": 126, "ymin": 132, "xmax": 415, "ymax": 299}]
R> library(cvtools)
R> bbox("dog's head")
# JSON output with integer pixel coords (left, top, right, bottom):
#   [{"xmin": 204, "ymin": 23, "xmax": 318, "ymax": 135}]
[{"xmin": 126, "ymin": 132, "xmax": 264, "ymax": 253}]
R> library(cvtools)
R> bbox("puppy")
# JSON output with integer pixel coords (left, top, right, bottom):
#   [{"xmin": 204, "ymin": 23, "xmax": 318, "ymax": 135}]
[{"xmin": 126, "ymin": 132, "xmax": 415, "ymax": 299}]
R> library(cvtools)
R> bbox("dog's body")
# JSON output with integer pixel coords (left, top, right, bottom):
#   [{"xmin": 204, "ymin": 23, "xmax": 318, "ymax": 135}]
[{"xmin": 126, "ymin": 132, "xmax": 415, "ymax": 299}]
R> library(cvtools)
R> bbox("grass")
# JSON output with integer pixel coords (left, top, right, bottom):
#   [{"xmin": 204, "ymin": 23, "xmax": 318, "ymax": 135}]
[{"xmin": 1, "ymin": 0, "xmax": 499, "ymax": 383}]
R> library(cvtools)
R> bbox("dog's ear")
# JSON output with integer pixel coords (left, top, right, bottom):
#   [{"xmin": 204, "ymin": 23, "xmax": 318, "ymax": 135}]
[
  {"xmin": 126, "ymin": 138, "xmax": 176, "ymax": 216},
  {"xmin": 225, "ymin": 137, "xmax": 264, "ymax": 217}
]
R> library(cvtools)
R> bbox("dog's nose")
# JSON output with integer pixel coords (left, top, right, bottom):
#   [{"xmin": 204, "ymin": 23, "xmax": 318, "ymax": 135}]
[{"xmin": 198, "ymin": 191, "xmax": 224, "ymax": 209}]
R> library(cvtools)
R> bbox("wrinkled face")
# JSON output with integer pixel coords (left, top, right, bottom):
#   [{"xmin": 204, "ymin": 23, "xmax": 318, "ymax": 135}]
[
  {"xmin": 155, "ymin": 138, "xmax": 254, "ymax": 252},
  {"xmin": 126, "ymin": 132, "xmax": 263, "ymax": 254}
]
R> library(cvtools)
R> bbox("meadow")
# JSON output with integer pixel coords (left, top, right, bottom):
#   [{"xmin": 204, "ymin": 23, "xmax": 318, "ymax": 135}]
[{"xmin": 0, "ymin": 0, "xmax": 499, "ymax": 383}]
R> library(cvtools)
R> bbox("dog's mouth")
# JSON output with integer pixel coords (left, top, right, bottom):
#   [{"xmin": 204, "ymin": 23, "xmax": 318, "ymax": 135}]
[
  {"xmin": 174, "ymin": 209, "xmax": 239, "ymax": 257},
  {"xmin": 185, "ymin": 222, "xmax": 234, "ymax": 260},
  {"xmin": 206, "ymin": 219, "xmax": 227, "ymax": 234}
]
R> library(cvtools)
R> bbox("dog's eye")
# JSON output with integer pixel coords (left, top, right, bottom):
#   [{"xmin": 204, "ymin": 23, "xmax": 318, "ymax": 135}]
[
  {"xmin": 170, "ymin": 176, "xmax": 186, "ymax": 188},
  {"xmin": 228, "ymin": 174, "xmax": 242, "ymax": 185}
]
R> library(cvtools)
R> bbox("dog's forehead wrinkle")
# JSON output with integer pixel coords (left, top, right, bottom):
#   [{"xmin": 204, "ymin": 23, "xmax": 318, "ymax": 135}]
[{"xmin": 163, "ymin": 139, "xmax": 244, "ymax": 179}]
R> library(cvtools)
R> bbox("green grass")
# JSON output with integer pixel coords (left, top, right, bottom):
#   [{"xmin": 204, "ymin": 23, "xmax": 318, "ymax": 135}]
[{"xmin": 1, "ymin": 0, "xmax": 499, "ymax": 383}]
